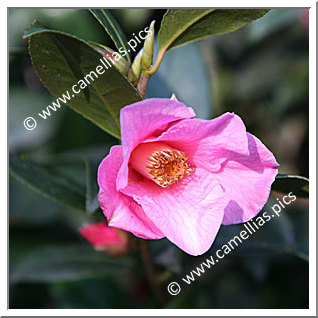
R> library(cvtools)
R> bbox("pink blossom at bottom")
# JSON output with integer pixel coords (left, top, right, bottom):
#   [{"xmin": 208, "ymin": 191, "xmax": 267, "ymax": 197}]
[{"xmin": 79, "ymin": 222, "xmax": 130, "ymax": 256}]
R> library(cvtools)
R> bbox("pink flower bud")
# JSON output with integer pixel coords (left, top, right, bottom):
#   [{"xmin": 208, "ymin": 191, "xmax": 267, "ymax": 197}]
[{"xmin": 79, "ymin": 222, "xmax": 130, "ymax": 257}]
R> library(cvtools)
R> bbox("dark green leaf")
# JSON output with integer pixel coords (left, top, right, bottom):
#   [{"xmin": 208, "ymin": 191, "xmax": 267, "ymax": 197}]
[
  {"xmin": 158, "ymin": 9, "xmax": 269, "ymax": 52},
  {"xmin": 272, "ymin": 174, "xmax": 309, "ymax": 198},
  {"xmin": 10, "ymin": 245, "xmax": 135, "ymax": 283},
  {"xmin": 9, "ymin": 153, "xmax": 86, "ymax": 211},
  {"xmin": 89, "ymin": 9, "xmax": 131, "ymax": 63},
  {"xmin": 24, "ymin": 21, "xmax": 142, "ymax": 138},
  {"xmin": 158, "ymin": 9, "xmax": 214, "ymax": 52}
]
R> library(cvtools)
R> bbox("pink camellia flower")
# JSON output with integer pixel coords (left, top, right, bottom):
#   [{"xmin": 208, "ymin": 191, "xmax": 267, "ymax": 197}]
[
  {"xmin": 98, "ymin": 98, "xmax": 279, "ymax": 256},
  {"xmin": 79, "ymin": 222, "xmax": 130, "ymax": 256}
]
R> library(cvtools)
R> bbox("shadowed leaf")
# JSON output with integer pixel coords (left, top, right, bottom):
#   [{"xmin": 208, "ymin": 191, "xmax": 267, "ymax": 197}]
[
  {"xmin": 272, "ymin": 174, "xmax": 309, "ymax": 198},
  {"xmin": 9, "ymin": 153, "xmax": 86, "ymax": 211},
  {"xmin": 10, "ymin": 245, "xmax": 135, "ymax": 283},
  {"xmin": 24, "ymin": 21, "xmax": 142, "ymax": 139}
]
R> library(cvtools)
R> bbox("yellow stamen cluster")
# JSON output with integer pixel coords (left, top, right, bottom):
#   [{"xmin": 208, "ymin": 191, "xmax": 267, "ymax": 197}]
[{"xmin": 146, "ymin": 149, "xmax": 194, "ymax": 188}]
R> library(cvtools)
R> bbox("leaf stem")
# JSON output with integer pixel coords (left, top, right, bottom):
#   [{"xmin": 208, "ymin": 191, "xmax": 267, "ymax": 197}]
[
  {"xmin": 145, "ymin": 49, "xmax": 166, "ymax": 77},
  {"xmin": 137, "ymin": 72, "xmax": 150, "ymax": 98}
]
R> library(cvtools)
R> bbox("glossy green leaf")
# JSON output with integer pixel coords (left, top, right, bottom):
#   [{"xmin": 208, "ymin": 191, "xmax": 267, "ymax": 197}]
[
  {"xmin": 272, "ymin": 174, "xmax": 309, "ymax": 198},
  {"xmin": 24, "ymin": 21, "xmax": 142, "ymax": 139},
  {"xmin": 9, "ymin": 153, "xmax": 86, "ymax": 211},
  {"xmin": 89, "ymin": 9, "xmax": 131, "ymax": 63},
  {"xmin": 10, "ymin": 245, "xmax": 135, "ymax": 283},
  {"xmin": 158, "ymin": 9, "xmax": 269, "ymax": 52},
  {"xmin": 158, "ymin": 9, "xmax": 215, "ymax": 52}
]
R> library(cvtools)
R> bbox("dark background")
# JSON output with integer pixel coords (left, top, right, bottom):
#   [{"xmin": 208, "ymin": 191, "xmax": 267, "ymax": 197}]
[{"xmin": 9, "ymin": 8, "xmax": 309, "ymax": 309}]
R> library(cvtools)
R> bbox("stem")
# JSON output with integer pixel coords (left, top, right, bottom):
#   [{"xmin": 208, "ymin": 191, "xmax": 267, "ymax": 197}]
[
  {"xmin": 139, "ymin": 240, "xmax": 166, "ymax": 307},
  {"xmin": 136, "ymin": 72, "xmax": 149, "ymax": 98},
  {"xmin": 145, "ymin": 49, "xmax": 166, "ymax": 77},
  {"xmin": 137, "ymin": 48, "xmax": 166, "ymax": 95}
]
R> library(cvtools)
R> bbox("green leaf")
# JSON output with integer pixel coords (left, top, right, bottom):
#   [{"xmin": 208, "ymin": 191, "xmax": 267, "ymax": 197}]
[
  {"xmin": 148, "ymin": 9, "xmax": 269, "ymax": 76},
  {"xmin": 9, "ymin": 153, "xmax": 86, "ymax": 212},
  {"xmin": 169, "ymin": 9, "xmax": 269, "ymax": 49},
  {"xmin": 85, "ymin": 159, "xmax": 100, "ymax": 214},
  {"xmin": 272, "ymin": 174, "xmax": 309, "ymax": 198},
  {"xmin": 24, "ymin": 21, "xmax": 142, "ymax": 139},
  {"xmin": 159, "ymin": 9, "xmax": 269, "ymax": 51},
  {"xmin": 158, "ymin": 9, "xmax": 215, "ymax": 52},
  {"xmin": 89, "ymin": 9, "xmax": 131, "ymax": 63},
  {"xmin": 10, "ymin": 245, "xmax": 135, "ymax": 283}
]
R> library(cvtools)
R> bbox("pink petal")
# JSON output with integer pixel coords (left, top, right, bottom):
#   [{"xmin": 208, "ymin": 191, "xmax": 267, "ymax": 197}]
[
  {"xmin": 121, "ymin": 168, "xmax": 225, "ymax": 256},
  {"xmin": 215, "ymin": 133, "xmax": 279, "ymax": 225},
  {"xmin": 98, "ymin": 145, "xmax": 164, "ymax": 239},
  {"xmin": 144, "ymin": 112, "xmax": 249, "ymax": 173},
  {"xmin": 117, "ymin": 98, "xmax": 196, "ymax": 191}
]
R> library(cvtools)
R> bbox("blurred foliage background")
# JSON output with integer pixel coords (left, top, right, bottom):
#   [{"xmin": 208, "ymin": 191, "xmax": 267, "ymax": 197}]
[{"xmin": 9, "ymin": 8, "xmax": 309, "ymax": 309}]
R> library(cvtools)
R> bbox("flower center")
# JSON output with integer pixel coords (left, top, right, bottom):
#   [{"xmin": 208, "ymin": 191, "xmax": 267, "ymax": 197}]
[
  {"xmin": 146, "ymin": 149, "xmax": 194, "ymax": 188},
  {"xmin": 130, "ymin": 142, "xmax": 194, "ymax": 188}
]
